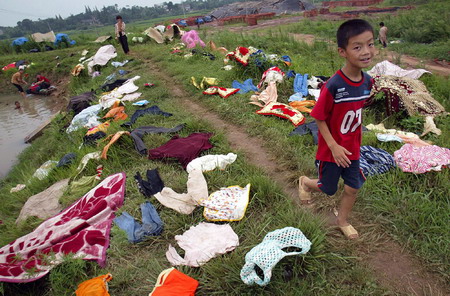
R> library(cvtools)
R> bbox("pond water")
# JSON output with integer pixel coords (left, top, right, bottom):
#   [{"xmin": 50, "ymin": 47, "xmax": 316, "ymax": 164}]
[{"xmin": 0, "ymin": 93, "xmax": 65, "ymax": 179}]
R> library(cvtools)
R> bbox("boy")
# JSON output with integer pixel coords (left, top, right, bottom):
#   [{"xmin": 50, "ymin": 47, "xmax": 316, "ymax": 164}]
[
  {"xmin": 11, "ymin": 66, "xmax": 27, "ymax": 98},
  {"xmin": 378, "ymin": 22, "xmax": 388, "ymax": 48},
  {"xmin": 298, "ymin": 19, "xmax": 375, "ymax": 240},
  {"xmin": 115, "ymin": 15, "xmax": 130, "ymax": 54}
]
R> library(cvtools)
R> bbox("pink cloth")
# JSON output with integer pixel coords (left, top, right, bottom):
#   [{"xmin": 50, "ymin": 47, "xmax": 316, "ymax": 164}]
[
  {"xmin": 181, "ymin": 30, "xmax": 205, "ymax": 49},
  {"xmin": 394, "ymin": 144, "xmax": 450, "ymax": 173},
  {"xmin": 0, "ymin": 173, "xmax": 126, "ymax": 283}
]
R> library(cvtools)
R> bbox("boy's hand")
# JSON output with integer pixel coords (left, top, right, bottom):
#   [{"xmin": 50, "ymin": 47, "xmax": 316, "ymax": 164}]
[{"xmin": 330, "ymin": 144, "xmax": 352, "ymax": 167}]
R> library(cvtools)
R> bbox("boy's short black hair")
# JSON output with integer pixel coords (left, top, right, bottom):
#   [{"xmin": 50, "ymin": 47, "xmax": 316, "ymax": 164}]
[
  {"xmin": 379, "ymin": 22, "xmax": 385, "ymax": 26},
  {"xmin": 337, "ymin": 19, "xmax": 374, "ymax": 49},
  {"xmin": 116, "ymin": 15, "xmax": 122, "ymax": 20}
]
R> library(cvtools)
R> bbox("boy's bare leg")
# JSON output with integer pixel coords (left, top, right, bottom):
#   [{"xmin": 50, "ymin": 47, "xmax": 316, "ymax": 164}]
[
  {"xmin": 336, "ymin": 185, "xmax": 358, "ymax": 239},
  {"xmin": 302, "ymin": 177, "xmax": 320, "ymax": 193}
]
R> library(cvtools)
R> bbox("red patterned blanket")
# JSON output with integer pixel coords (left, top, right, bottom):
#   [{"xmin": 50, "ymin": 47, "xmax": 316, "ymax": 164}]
[{"xmin": 0, "ymin": 173, "xmax": 126, "ymax": 283}]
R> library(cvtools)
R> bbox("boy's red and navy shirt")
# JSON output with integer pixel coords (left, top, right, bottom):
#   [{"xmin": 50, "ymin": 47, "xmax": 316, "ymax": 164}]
[{"xmin": 310, "ymin": 69, "xmax": 373, "ymax": 163}]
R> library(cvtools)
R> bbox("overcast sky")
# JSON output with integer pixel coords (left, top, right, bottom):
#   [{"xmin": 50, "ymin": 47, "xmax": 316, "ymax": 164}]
[{"xmin": 0, "ymin": 0, "xmax": 179, "ymax": 27}]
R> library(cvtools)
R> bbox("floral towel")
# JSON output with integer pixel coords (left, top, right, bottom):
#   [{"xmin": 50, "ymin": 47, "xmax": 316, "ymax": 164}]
[
  {"xmin": 394, "ymin": 144, "xmax": 450, "ymax": 174},
  {"xmin": 0, "ymin": 173, "xmax": 125, "ymax": 283}
]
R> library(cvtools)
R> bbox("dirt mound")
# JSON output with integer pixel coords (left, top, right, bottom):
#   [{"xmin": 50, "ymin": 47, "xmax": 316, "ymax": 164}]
[{"xmin": 210, "ymin": 0, "xmax": 315, "ymax": 19}]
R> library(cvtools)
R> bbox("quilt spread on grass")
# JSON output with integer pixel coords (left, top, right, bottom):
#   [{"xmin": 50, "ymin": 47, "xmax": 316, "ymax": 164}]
[{"xmin": 0, "ymin": 173, "xmax": 126, "ymax": 283}]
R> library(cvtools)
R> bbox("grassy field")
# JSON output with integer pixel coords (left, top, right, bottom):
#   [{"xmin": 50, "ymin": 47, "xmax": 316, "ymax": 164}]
[{"xmin": 0, "ymin": 6, "xmax": 449, "ymax": 295}]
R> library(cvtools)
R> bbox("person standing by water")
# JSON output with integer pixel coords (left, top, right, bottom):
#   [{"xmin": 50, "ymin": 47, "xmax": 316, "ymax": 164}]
[
  {"xmin": 115, "ymin": 15, "xmax": 130, "ymax": 54},
  {"xmin": 11, "ymin": 66, "xmax": 27, "ymax": 98},
  {"xmin": 378, "ymin": 22, "xmax": 388, "ymax": 48}
]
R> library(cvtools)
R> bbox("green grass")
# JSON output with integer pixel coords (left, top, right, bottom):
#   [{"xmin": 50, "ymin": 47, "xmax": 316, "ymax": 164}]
[
  {"xmin": 136, "ymin": 27, "xmax": 450, "ymax": 281},
  {"xmin": 0, "ymin": 44, "xmax": 390, "ymax": 295}
]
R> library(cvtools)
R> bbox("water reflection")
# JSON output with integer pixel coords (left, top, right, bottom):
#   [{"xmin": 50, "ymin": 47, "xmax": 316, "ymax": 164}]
[{"xmin": 0, "ymin": 93, "xmax": 65, "ymax": 179}]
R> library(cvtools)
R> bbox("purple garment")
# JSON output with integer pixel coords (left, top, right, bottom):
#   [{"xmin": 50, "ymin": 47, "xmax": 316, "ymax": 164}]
[{"xmin": 148, "ymin": 133, "xmax": 213, "ymax": 169}]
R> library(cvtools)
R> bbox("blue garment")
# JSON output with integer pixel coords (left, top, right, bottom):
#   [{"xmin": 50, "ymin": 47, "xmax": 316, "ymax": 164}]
[
  {"xmin": 232, "ymin": 79, "xmax": 258, "ymax": 94},
  {"xmin": 12, "ymin": 37, "xmax": 28, "ymax": 46},
  {"xmin": 289, "ymin": 73, "xmax": 309, "ymax": 102},
  {"xmin": 121, "ymin": 105, "xmax": 172, "ymax": 127},
  {"xmin": 359, "ymin": 146, "xmax": 396, "ymax": 177},
  {"xmin": 289, "ymin": 121, "xmax": 319, "ymax": 144},
  {"xmin": 282, "ymin": 55, "xmax": 291, "ymax": 64},
  {"xmin": 114, "ymin": 201, "xmax": 163, "ymax": 243},
  {"xmin": 178, "ymin": 20, "xmax": 188, "ymax": 27},
  {"xmin": 286, "ymin": 70, "xmax": 296, "ymax": 79},
  {"xmin": 196, "ymin": 18, "xmax": 204, "ymax": 24}
]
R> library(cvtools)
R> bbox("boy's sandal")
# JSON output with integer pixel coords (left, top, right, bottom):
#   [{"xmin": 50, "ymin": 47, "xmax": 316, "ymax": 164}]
[
  {"xmin": 333, "ymin": 208, "xmax": 359, "ymax": 240},
  {"xmin": 298, "ymin": 176, "xmax": 313, "ymax": 205}
]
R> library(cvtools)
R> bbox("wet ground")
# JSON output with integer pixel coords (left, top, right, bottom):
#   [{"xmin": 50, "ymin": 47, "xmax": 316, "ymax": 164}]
[{"xmin": 0, "ymin": 93, "xmax": 64, "ymax": 178}]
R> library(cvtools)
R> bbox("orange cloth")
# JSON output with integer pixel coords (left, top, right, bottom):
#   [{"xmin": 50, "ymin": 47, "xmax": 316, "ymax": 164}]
[
  {"xmin": 75, "ymin": 273, "xmax": 112, "ymax": 296},
  {"xmin": 86, "ymin": 121, "xmax": 110, "ymax": 136},
  {"xmin": 101, "ymin": 131, "xmax": 130, "ymax": 159},
  {"xmin": 149, "ymin": 268, "xmax": 198, "ymax": 296},
  {"xmin": 103, "ymin": 106, "xmax": 128, "ymax": 121},
  {"xmin": 289, "ymin": 100, "xmax": 316, "ymax": 113}
]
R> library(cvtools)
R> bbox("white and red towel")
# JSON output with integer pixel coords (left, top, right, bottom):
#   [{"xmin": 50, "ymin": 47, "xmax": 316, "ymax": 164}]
[{"xmin": 0, "ymin": 173, "xmax": 126, "ymax": 283}]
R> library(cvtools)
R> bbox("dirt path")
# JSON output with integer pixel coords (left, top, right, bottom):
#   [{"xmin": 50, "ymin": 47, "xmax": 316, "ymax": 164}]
[
  {"xmin": 210, "ymin": 16, "xmax": 450, "ymax": 76},
  {"xmin": 143, "ymin": 59, "xmax": 448, "ymax": 296}
]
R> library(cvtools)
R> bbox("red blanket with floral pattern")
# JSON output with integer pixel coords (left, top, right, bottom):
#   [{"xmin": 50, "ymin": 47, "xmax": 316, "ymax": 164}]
[{"xmin": 0, "ymin": 173, "xmax": 126, "ymax": 283}]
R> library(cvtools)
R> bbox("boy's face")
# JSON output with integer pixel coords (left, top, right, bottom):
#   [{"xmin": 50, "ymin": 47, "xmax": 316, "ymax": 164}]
[{"xmin": 338, "ymin": 31, "xmax": 375, "ymax": 70}]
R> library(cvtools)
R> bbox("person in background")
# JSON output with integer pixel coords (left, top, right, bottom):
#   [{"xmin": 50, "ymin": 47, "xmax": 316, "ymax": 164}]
[
  {"xmin": 378, "ymin": 22, "xmax": 388, "ymax": 48},
  {"xmin": 115, "ymin": 15, "xmax": 130, "ymax": 54},
  {"xmin": 14, "ymin": 101, "xmax": 21, "ymax": 109},
  {"xmin": 11, "ymin": 66, "xmax": 27, "ymax": 98},
  {"xmin": 298, "ymin": 19, "xmax": 376, "ymax": 240},
  {"xmin": 35, "ymin": 74, "xmax": 51, "ymax": 89}
]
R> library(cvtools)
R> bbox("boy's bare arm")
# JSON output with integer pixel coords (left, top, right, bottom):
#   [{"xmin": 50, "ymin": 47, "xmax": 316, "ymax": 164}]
[{"xmin": 315, "ymin": 119, "xmax": 352, "ymax": 167}]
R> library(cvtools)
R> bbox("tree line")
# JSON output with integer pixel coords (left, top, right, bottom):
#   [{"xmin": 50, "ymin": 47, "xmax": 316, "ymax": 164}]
[{"xmin": 0, "ymin": 0, "xmax": 245, "ymax": 40}]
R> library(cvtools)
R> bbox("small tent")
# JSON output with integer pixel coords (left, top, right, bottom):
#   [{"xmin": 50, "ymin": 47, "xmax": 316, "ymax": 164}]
[
  {"xmin": 54, "ymin": 33, "xmax": 76, "ymax": 46},
  {"xmin": 12, "ymin": 37, "xmax": 28, "ymax": 46}
]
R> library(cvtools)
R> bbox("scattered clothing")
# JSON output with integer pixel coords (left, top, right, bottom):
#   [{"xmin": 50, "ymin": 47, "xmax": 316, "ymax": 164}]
[
  {"xmin": 368, "ymin": 60, "xmax": 431, "ymax": 79},
  {"xmin": 166, "ymin": 222, "xmax": 239, "ymax": 267},
  {"xmin": 75, "ymin": 273, "xmax": 112, "ymax": 296},
  {"xmin": 232, "ymin": 79, "xmax": 258, "ymax": 94},
  {"xmin": 131, "ymin": 124, "xmax": 185, "ymax": 155},
  {"xmin": 16, "ymin": 179, "xmax": 69, "ymax": 224},
  {"xmin": 226, "ymin": 46, "xmax": 251, "ymax": 66},
  {"xmin": 103, "ymin": 106, "xmax": 128, "ymax": 121},
  {"xmin": 241, "ymin": 227, "xmax": 311, "ymax": 286},
  {"xmin": 288, "ymin": 73, "xmax": 308, "ymax": 102},
  {"xmin": 114, "ymin": 201, "xmax": 163, "ymax": 243},
  {"xmin": 67, "ymin": 104, "xmax": 102, "ymax": 133},
  {"xmin": 376, "ymin": 134, "xmax": 403, "ymax": 143},
  {"xmin": 101, "ymin": 79, "xmax": 127, "ymax": 92},
  {"xmin": 121, "ymin": 106, "xmax": 172, "ymax": 128},
  {"xmin": 57, "ymin": 153, "xmax": 76, "ymax": 168},
  {"xmin": 394, "ymin": 144, "xmax": 450, "ymax": 174},
  {"xmin": 249, "ymin": 82, "xmax": 277, "ymax": 108},
  {"xmin": 101, "ymin": 131, "xmax": 131, "ymax": 159},
  {"xmin": 256, "ymin": 102, "xmax": 305, "ymax": 127},
  {"xmin": 289, "ymin": 100, "xmax": 316, "ymax": 113},
  {"xmin": 422, "ymin": 115, "xmax": 442, "ymax": 136},
  {"xmin": 0, "ymin": 173, "xmax": 125, "ymax": 283},
  {"xmin": 370, "ymin": 75, "xmax": 445, "ymax": 116},
  {"xmin": 10, "ymin": 184, "xmax": 26, "ymax": 193},
  {"xmin": 111, "ymin": 60, "xmax": 129, "ymax": 68},
  {"xmin": 186, "ymin": 153, "xmax": 237, "ymax": 173},
  {"xmin": 134, "ymin": 169, "xmax": 165, "ymax": 197},
  {"xmin": 203, "ymin": 86, "xmax": 240, "ymax": 98},
  {"xmin": 201, "ymin": 184, "xmax": 250, "ymax": 222},
  {"xmin": 149, "ymin": 133, "xmax": 214, "ymax": 169},
  {"xmin": 149, "ymin": 268, "xmax": 198, "ymax": 296},
  {"xmin": 258, "ymin": 66, "xmax": 284, "ymax": 89},
  {"xmin": 66, "ymin": 92, "xmax": 96, "ymax": 115},
  {"xmin": 359, "ymin": 146, "xmax": 396, "ymax": 177},
  {"xmin": 74, "ymin": 151, "xmax": 101, "ymax": 179},
  {"xmin": 366, "ymin": 123, "xmax": 419, "ymax": 139},
  {"xmin": 32, "ymin": 160, "xmax": 58, "ymax": 180},
  {"xmin": 132, "ymin": 100, "xmax": 149, "ymax": 106},
  {"xmin": 191, "ymin": 77, "xmax": 219, "ymax": 89},
  {"xmin": 83, "ymin": 131, "xmax": 107, "ymax": 146},
  {"xmin": 154, "ymin": 168, "xmax": 207, "ymax": 214},
  {"xmin": 181, "ymin": 30, "xmax": 205, "ymax": 48},
  {"xmin": 289, "ymin": 121, "xmax": 319, "ymax": 144}
]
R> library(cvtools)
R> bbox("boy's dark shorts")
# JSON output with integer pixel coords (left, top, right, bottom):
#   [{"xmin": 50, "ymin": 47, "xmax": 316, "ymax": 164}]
[
  {"xmin": 315, "ymin": 159, "xmax": 366, "ymax": 196},
  {"xmin": 13, "ymin": 83, "xmax": 24, "ymax": 93}
]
